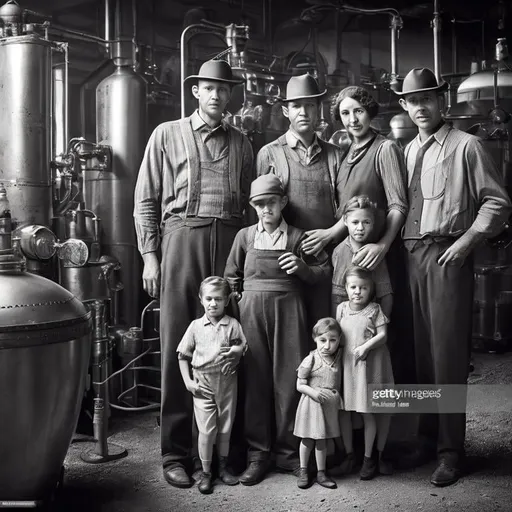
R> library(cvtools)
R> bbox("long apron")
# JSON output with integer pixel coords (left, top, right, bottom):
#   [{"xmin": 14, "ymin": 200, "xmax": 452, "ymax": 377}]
[
  {"xmin": 160, "ymin": 143, "xmax": 242, "ymax": 470},
  {"xmin": 283, "ymin": 147, "xmax": 335, "ymax": 331},
  {"xmin": 240, "ymin": 243, "xmax": 310, "ymax": 470}
]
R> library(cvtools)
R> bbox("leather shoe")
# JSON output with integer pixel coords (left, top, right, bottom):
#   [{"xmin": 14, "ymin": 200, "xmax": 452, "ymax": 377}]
[
  {"xmin": 430, "ymin": 461, "xmax": 461, "ymax": 487},
  {"xmin": 239, "ymin": 460, "xmax": 271, "ymax": 486},
  {"xmin": 296, "ymin": 467, "xmax": 310, "ymax": 489},
  {"xmin": 163, "ymin": 466, "xmax": 193, "ymax": 488},
  {"xmin": 198, "ymin": 472, "xmax": 213, "ymax": 494}
]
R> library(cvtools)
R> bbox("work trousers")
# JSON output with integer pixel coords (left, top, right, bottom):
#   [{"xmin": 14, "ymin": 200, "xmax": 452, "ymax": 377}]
[
  {"xmin": 405, "ymin": 241, "xmax": 473, "ymax": 459},
  {"xmin": 160, "ymin": 219, "xmax": 240, "ymax": 470},
  {"xmin": 240, "ymin": 290, "xmax": 310, "ymax": 470}
]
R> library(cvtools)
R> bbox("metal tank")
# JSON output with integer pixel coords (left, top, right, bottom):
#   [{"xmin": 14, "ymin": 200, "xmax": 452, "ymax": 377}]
[
  {"xmin": 0, "ymin": 219, "xmax": 92, "ymax": 503},
  {"xmin": 84, "ymin": 41, "xmax": 147, "ymax": 326},
  {"xmin": 0, "ymin": 34, "xmax": 52, "ymax": 230}
]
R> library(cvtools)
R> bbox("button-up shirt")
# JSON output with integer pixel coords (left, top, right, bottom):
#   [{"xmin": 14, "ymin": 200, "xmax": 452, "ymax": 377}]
[
  {"xmin": 253, "ymin": 217, "xmax": 288, "ymax": 250},
  {"xmin": 192, "ymin": 110, "xmax": 228, "ymax": 159},
  {"xmin": 176, "ymin": 314, "xmax": 247, "ymax": 372},
  {"xmin": 285, "ymin": 130, "xmax": 323, "ymax": 166},
  {"xmin": 403, "ymin": 123, "xmax": 511, "ymax": 237}
]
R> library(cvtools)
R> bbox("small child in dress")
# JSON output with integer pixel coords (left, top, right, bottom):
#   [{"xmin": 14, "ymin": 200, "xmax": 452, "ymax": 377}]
[
  {"xmin": 336, "ymin": 266, "xmax": 394, "ymax": 480},
  {"xmin": 331, "ymin": 195, "xmax": 392, "ymax": 317},
  {"xmin": 294, "ymin": 318, "xmax": 344, "ymax": 490},
  {"xmin": 176, "ymin": 276, "xmax": 247, "ymax": 495}
]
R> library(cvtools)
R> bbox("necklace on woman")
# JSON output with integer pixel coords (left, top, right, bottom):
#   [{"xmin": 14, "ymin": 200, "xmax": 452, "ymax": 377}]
[{"xmin": 347, "ymin": 134, "xmax": 376, "ymax": 164}]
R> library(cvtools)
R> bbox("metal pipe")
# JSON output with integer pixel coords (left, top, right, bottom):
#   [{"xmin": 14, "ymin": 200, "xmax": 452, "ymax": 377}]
[
  {"xmin": 390, "ymin": 14, "xmax": 402, "ymax": 82},
  {"xmin": 180, "ymin": 23, "xmax": 226, "ymax": 119},
  {"xmin": 432, "ymin": 0, "xmax": 441, "ymax": 82},
  {"xmin": 48, "ymin": 24, "xmax": 106, "ymax": 46}
]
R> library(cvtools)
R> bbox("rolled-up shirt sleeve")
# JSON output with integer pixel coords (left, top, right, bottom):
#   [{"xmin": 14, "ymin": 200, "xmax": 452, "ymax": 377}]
[
  {"xmin": 466, "ymin": 139, "xmax": 512, "ymax": 237},
  {"xmin": 133, "ymin": 126, "xmax": 165, "ymax": 255},
  {"xmin": 376, "ymin": 140, "xmax": 408, "ymax": 217}
]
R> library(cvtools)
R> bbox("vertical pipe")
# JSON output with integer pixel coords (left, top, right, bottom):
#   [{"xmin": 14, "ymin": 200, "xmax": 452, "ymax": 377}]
[
  {"xmin": 105, "ymin": 0, "xmax": 111, "ymax": 52},
  {"xmin": 390, "ymin": 15, "xmax": 399, "ymax": 80},
  {"xmin": 432, "ymin": 0, "xmax": 441, "ymax": 82}
]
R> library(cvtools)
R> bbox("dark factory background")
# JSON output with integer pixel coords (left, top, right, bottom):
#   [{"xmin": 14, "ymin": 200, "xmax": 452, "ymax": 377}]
[{"xmin": 0, "ymin": 0, "xmax": 511, "ymax": 510}]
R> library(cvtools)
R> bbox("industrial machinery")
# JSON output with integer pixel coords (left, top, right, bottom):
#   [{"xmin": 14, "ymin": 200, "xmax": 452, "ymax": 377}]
[{"xmin": 0, "ymin": 185, "xmax": 92, "ymax": 506}]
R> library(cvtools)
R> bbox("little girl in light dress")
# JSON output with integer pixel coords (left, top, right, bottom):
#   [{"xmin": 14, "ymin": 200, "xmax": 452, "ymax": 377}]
[
  {"xmin": 336, "ymin": 266, "xmax": 394, "ymax": 480},
  {"xmin": 294, "ymin": 318, "xmax": 344, "ymax": 490}
]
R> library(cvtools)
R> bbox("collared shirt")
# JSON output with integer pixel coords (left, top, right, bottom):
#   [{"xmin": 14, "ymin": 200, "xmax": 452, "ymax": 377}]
[
  {"xmin": 285, "ymin": 130, "xmax": 323, "ymax": 166},
  {"xmin": 404, "ymin": 123, "xmax": 511, "ymax": 237},
  {"xmin": 253, "ymin": 217, "xmax": 288, "ymax": 250},
  {"xmin": 176, "ymin": 314, "xmax": 247, "ymax": 372},
  {"xmin": 133, "ymin": 110, "xmax": 254, "ymax": 254},
  {"xmin": 191, "ymin": 110, "xmax": 228, "ymax": 159}
]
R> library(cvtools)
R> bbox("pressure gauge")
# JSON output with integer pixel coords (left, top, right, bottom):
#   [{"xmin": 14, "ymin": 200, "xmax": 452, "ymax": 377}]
[{"xmin": 18, "ymin": 225, "xmax": 57, "ymax": 261}]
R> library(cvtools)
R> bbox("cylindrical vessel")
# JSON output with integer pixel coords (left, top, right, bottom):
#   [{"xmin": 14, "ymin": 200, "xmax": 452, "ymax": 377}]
[
  {"xmin": 0, "ymin": 35, "xmax": 52, "ymax": 230},
  {"xmin": 84, "ymin": 65, "xmax": 146, "ymax": 326},
  {"xmin": 0, "ymin": 262, "xmax": 92, "ymax": 501}
]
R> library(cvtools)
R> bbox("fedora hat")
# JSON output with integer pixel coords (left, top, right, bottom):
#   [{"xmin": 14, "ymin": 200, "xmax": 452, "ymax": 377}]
[
  {"xmin": 184, "ymin": 59, "xmax": 244, "ymax": 86},
  {"xmin": 281, "ymin": 74, "xmax": 327, "ymax": 102},
  {"xmin": 394, "ymin": 67, "xmax": 448, "ymax": 96}
]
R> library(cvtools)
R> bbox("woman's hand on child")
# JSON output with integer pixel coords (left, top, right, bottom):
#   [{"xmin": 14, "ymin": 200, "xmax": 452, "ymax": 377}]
[
  {"xmin": 301, "ymin": 229, "xmax": 333, "ymax": 255},
  {"xmin": 353, "ymin": 345, "xmax": 368, "ymax": 362},
  {"xmin": 352, "ymin": 243, "xmax": 386, "ymax": 270},
  {"xmin": 278, "ymin": 252, "xmax": 307, "ymax": 275}
]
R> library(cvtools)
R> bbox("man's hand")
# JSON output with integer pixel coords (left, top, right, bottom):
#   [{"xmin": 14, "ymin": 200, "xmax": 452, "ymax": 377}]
[
  {"xmin": 301, "ymin": 229, "xmax": 333, "ymax": 255},
  {"xmin": 186, "ymin": 380, "xmax": 209, "ymax": 398},
  {"xmin": 437, "ymin": 238, "xmax": 473, "ymax": 267},
  {"xmin": 219, "ymin": 345, "xmax": 243, "ymax": 375},
  {"xmin": 352, "ymin": 243, "xmax": 387, "ymax": 270},
  {"xmin": 142, "ymin": 252, "xmax": 160, "ymax": 298},
  {"xmin": 278, "ymin": 252, "xmax": 308, "ymax": 276}
]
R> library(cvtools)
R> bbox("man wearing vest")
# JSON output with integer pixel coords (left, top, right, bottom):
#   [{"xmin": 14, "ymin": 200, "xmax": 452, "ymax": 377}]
[
  {"xmin": 397, "ymin": 67, "xmax": 511, "ymax": 486},
  {"xmin": 256, "ymin": 74, "xmax": 344, "ymax": 328},
  {"xmin": 134, "ymin": 59, "xmax": 253, "ymax": 488}
]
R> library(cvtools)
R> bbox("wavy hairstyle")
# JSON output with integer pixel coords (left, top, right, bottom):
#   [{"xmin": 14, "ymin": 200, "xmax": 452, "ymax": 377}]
[
  {"xmin": 341, "ymin": 194, "xmax": 379, "ymax": 220},
  {"xmin": 331, "ymin": 86, "xmax": 379, "ymax": 124}
]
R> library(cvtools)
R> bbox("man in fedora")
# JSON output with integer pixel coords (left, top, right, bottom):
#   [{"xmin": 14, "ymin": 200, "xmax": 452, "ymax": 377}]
[
  {"xmin": 396, "ymin": 67, "xmax": 511, "ymax": 486},
  {"xmin": 256, "ymin": 73, "xmax": 344, "ymax": 330},
  {"xmin": 134, "ymin": 59, "xmax": 253, "ymax": 488}
]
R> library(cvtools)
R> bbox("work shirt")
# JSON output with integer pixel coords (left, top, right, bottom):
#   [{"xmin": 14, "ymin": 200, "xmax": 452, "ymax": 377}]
[
  {"xmin": 176, "ymin": 314, "xmax": 247, "ymax": 372},
  {"xmin": 285, "ymin": 130, "xmax": 323, "ymax": 166},
  {"xmin": 133, "ymin": 110, "xmax": 254, "ymax": 254},
  {"xmin": 253, "ymin": 217, "xmax": 288, "ymax": 250},
  {"xmin": 403, "ymin": 123, "xmax": 511, "ymax": 238}
]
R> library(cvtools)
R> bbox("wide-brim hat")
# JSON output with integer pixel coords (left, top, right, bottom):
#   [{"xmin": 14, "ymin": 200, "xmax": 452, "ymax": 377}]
[
  {"xmin": 249, "ymin": 174, "xmax": 284, "ymax": 201},
  {"xmin": 281, "ymin": 73, "xmax": 327, "ymax": 102},
  {"xmin": 393, "ymin": 67, "xmax": 448, "ymax": 96},
  {"xmin": 184, "ymin": 59, "xmax": 244, "ymax": 86}
]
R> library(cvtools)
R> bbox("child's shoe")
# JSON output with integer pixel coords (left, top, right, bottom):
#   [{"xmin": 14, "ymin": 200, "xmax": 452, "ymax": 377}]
[
  {"xmin": 316, "ymin": 470, "xmax": 337, "ymax": 489},
  {"xmin": 219, "ymin": 456, "xmax": 239, "ymax": 485},
  {"xmin": 360, "ymin": 456, "xmax": 377, "ymax": 480},
  {"xmin": 198, "ymin": 472, "xmax": 213, "ymax": 494},
  {"xmin": 296, "ymin": 467, "xmax": 310, "ymax": 489},
  {"xmin": 330, "ymin": 452, "xmax": 355, "ymax": 476}
]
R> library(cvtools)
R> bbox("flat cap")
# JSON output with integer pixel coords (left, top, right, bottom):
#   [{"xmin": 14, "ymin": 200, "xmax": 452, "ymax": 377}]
[{"xmin": 249, "ymin": 174, "xmax": 284, "ymax": 200}]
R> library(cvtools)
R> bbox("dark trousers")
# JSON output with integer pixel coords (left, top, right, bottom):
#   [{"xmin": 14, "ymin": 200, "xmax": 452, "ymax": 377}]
[
  {"xmin": 405, "ymin": 241, "xmax": 473, "ymax": 459},
  {"xmin": 160, "ymin": 220, "xmax": 240, "ymax": 470},
  {"xmin": 240, "ymin": 290, "xmax": 309, "ymax": 470}
]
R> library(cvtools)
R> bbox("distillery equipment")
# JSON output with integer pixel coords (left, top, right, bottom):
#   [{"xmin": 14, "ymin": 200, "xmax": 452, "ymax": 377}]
[
  {"xmin": 0, "ymin": 192, "xmax": 92, "ymax": 505},
  {"xmin": 83, "ymin": 39, "xmax": 147, "ymax": 328}
]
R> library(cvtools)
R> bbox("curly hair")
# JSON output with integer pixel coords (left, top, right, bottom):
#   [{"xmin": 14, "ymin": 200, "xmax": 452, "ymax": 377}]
[
  {"xmin": 312, "ymin": 317, "xmax": 342, "ymax": 339},
  {"xmin": 341, "ymin": 194, "xmax": 379, "ymax": 219},
  {"xmin": 330, "ymin": 86, "xmax": 379, "ymax": 124}
]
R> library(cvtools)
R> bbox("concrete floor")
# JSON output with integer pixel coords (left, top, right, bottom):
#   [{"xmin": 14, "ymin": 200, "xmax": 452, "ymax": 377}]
[{"xmin": 53, "ymin": 351, "xmax": 512, "ymax": 512}]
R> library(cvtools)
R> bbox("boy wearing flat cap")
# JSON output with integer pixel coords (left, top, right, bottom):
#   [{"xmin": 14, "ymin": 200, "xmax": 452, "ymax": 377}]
[
  {"xmin": 256, "ymin": 74, "xmax": 345, "ymax": 331},
  {"xmin": 224, "ymin": 174, "xmax": 332, "ymax": 485},
  {"xmin": 397, "ymin": 67, "xmax": 511, "ymax": 487},
  {"xmin": 134, "ymin": 59, "xmax": 253, "ymax": 489}
]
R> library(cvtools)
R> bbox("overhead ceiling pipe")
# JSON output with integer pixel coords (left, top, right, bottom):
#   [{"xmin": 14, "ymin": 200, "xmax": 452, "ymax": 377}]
[{"xmin": 432, "ymin": 0, "xmax": 442, "ymax": 81}]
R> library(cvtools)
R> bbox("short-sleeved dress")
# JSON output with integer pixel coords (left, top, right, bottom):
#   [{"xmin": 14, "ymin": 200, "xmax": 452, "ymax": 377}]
[
  {"xmin": 336, "ymin": 301, "xmax": 394, "ymax": 413},
  {"xmin": 293, "ymin": 349, "xmax": 344, "ymax": 439}
]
